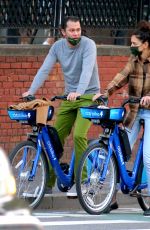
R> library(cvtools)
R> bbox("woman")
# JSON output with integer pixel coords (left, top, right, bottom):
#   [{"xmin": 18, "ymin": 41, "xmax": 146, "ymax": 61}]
[{"xmin": 93, "ymin": 20, "xmax": 150, "ymax": 216}]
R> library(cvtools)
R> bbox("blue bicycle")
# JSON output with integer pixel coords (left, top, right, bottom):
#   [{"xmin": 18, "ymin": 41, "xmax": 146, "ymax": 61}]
[
  {"xmin": 77, "ymin": 97, "xmax": 149, "ymax": 214},
  {"xmin": 7, "ymin": 95, "xmax": 79, "ymax": 209}
]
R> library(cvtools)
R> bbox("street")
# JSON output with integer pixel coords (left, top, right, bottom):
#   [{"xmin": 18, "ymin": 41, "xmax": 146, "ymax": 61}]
[{"xmin": 33, "ymin": 207, "xmax": 150, "ymax": 230}]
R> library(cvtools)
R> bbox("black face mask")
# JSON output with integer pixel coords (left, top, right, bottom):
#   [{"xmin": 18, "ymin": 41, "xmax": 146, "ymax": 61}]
[
  {"xmin": 67, "ymin": 37, "xmax": 81, "ymax": 46},
  {"xmin": 130, "ymin": 46, "xmax": 142, "ymax": 56}
]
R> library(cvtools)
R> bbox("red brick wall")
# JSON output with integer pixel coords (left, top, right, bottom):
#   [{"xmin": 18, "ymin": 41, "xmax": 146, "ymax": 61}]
[{"xmin": 0, "ymin": 45, "xmax": 129, "ymax": 162}]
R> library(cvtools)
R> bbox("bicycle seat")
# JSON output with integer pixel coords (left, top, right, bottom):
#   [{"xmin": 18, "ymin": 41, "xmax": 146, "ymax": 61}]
[{"xmin": 80, "ymin": 106, "xmax": 126, "ymax": 123}]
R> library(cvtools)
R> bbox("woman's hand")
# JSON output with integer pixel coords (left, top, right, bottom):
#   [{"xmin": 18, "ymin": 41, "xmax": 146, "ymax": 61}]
[{"xmin": 140, "ymin": 96, "xmax": 150, "ymax": 106}]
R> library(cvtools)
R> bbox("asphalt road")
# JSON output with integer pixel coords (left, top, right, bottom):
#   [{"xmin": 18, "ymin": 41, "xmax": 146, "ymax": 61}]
[{"xmin": 33, "ymin": 206, "xmax": 150, "ymax": 230}]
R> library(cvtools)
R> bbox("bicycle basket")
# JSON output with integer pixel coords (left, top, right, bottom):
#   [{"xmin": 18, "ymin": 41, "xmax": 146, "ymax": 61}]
[
  {"xmin": 7, "ymin": 106, "xmax": 54, "ymax": 125},
  {"xmin": 80, "ymin": 106, "xmax": 125, "ymax": 122}
]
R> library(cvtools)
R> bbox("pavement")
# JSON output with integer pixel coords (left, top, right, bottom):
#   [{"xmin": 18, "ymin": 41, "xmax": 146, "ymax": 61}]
[{"xmin": 38, "ymin": 185, "xmax": 138, "ymax": 210}]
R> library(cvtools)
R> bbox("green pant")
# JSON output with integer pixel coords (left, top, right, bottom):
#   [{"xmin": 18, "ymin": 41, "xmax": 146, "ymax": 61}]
[{"xmin": 47, "ymin": 94, "xmax": 95, "ymax": 187}]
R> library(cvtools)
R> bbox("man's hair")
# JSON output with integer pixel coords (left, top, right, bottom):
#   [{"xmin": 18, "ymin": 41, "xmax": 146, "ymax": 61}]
[{"xmin": 61, "ymin": 16, "xmax": 81, "ymax": 30}]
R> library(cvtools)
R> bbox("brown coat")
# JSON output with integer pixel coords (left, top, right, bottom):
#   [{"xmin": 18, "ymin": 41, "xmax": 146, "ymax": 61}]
[{"xmin": 105, "ymin": 52, "xmax": 150, "ymax": 128}]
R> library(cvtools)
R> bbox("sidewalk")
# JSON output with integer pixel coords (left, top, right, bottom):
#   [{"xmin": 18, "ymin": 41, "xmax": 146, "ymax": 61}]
[{"xmin": 38, "ymin": 188, "xmax": 139, "ymax": 210}]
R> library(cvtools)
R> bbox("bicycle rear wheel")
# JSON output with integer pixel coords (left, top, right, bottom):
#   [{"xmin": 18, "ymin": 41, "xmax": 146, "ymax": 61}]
[
  {"xmin": 9, "ymin": 140, "xmax": 48, "ymax": 209},
  {"xmin": 76, "ymin": 142, "xmax": 117, "ymax": 215},
  {"xmin": 137, "ymin": 161, "xmax": 150, "ymax": 211}
]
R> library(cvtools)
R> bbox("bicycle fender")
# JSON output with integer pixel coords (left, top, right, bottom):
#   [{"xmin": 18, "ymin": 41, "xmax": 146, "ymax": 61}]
[
  {"xmin": 27, "ymin": 133, "xmax": 37, "ymax": 143},
  {"xmin": 88, "ymin": 135, "xmax": 109, "ymax": 147}
]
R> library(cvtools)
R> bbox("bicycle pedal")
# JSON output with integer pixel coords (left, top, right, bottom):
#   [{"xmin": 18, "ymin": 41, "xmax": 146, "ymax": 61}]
[
  {"xmin": 129, "ymin": 190, "xmax": 149, "ymax": 198},
  {"xmin": 129, "ymin": 191, "xmax": 140, "ymax": 197},
  {"xmin": 138, "ymin": 193, "xmax": 150, "ymax": 197}
]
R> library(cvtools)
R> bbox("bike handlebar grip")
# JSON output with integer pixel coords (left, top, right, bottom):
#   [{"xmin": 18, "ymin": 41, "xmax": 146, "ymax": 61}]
[
  {"xmin": 51, "ymin": 95, "xmax": 68, "ymax": 101},
  {"xmin": 129, "ymin": 97, "xmax": 141, "ymax": 103},
  {"xmin": 22, "ymin": 95, "xmax": 36, "ymax": 102},
  {"xmin": 96, "ymin": 95, "xmax": 108, "ymax": 106},
  {"xmin": 76, "ymin": 96, "xmax": 80, "ymax": 100},
  {"xmin": 51, "ymin": 96, "xmax": 56, "ymax": 101},
  {"xmin": 51, "ymin": 95, "xmax": 81, "ymax": 101}
]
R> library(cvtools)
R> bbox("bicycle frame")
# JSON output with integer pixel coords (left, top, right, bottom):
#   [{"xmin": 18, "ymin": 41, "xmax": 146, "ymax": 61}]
[
  {"xmin": 26, "ymin": 126, "xmax": 75, "ymax": 188},
  {"xmin": 101, "ymin": 124, "xmax": 147, "ymax": 192}
]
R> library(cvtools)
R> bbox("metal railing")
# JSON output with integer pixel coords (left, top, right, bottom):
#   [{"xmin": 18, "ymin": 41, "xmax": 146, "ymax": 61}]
[{"xmin": 0, "ymin": 0, "xmax": 149, "ymax": 45}]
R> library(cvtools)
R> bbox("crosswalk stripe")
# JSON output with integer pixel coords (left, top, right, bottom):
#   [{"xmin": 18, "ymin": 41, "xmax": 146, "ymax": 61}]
[
  {"xmin": 33, "ymin": 208, "xmax": 142, "ymax": 219},
  {"xmin": 41, "ymin": 220, "xmax": 148, "ymax": 226}
]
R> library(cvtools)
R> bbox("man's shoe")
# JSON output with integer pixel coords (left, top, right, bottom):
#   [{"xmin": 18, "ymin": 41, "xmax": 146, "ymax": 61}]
[
  {"xmin": 110, "ymin": 201, "xmax": 119, "ymax": 210},
  {"xmin": 45, "ymin": 187, "xmax": 53, "ymax": 194},
  {"xmin": 67, "ymin": 184, "xmax": 77, "ymax": 199},
  {"xmin": 143, "ymin": 208, "xmax": 150, "ymax": 216}
]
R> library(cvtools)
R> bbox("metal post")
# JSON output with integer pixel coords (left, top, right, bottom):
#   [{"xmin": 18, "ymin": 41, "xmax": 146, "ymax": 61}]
[
  {"xmin": 137, "ymin": 0, "xmax": 143, "ymax": 22},
  {"xmin": 52, "ymin": 0, "xmax": 62, "ymax": 40}
]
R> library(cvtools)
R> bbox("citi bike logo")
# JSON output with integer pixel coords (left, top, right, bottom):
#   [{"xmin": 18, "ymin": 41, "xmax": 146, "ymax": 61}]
[
  {"xmin": 117, "ymin": 145, "xmax": 124, "ymax": 165},
  {"xmin": 13, "ymin": 112, "xmax": 31, "ymax": 119},
  {"xmin": 85, "ymin": 110, "xmax": 104, "ymax": 118},
  {"xmin": 47, "ymin": 140, "xmax": 56, "ymax": 160}
]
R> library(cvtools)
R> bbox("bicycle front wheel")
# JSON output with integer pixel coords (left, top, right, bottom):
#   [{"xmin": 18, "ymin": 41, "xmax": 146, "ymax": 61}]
[
  {"xmin": 76, "ymin": 142, "xmax": 117, "ymax": 215},
  {"xmin": 9, "ymin": 140, "xmax": 48, "ymax": 209}
]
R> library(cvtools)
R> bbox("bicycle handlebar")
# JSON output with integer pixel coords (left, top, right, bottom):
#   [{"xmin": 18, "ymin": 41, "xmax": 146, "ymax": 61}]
[
  {"xmin": 21, "ymin": 95, "xmax": 141, "ymax": 108},
  {"xmin": 21, "ymin": 94, "xmax": 108, "ymax": 106},
  {"xmin": 51, "ymin": 95, "xmax": 109, "ymax": 106},
  {"xmin": 95, "ymin": 96, "xmax": 108, "ymax": 106},
  {"xmin": 21, "ymin": 95, "xmax": 36, "ymax": 102},
  {"xmin": 95, "ymin": 96, "xmax": 141, "ymax": 107},
  {"xmin": 51, "ymin": 95, "xmax": 68, "ymax": 101},
  {"xmin": 121, "ymin": 97, "xmax": 141, "ymax": 107},
  {"xmin": 22, "ymin": 94, "xmax": 78, "ymax": 102}
]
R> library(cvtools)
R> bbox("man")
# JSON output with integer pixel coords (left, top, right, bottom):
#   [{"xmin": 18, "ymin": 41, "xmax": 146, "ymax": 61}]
[{"xmin": 23, "ymin": 16, "xmax": 100, "ymax": 197}]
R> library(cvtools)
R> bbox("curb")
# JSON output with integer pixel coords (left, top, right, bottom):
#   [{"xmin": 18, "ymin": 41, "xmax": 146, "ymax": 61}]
[
  {"xmin": 37, "ymin": 191, "xmax": 139, "ymax": 210},
  {"xmin": 38, "ymin": 193, "xmax": 81, "ymax": 210}
]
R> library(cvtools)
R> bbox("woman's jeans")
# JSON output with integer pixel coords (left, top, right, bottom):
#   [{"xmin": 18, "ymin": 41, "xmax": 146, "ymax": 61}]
[{"xmin": 126, "ymin": 109, "xmax": 150, "ymax": 194}]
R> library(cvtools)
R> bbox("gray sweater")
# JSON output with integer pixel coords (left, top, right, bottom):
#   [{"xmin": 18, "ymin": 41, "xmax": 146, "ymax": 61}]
[{"xmin": 29, "ymin": 36, "xmax": 100, "ymax": 95}]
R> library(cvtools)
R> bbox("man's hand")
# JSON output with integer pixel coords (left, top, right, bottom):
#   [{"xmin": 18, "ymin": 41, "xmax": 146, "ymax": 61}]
[
  {"xmin": 67, "ymin": 92, "xmax": 81, "ymax": 101},
  {"xmin": 140, "ymin": 96, "xmax": 150, "ymax": 106}
]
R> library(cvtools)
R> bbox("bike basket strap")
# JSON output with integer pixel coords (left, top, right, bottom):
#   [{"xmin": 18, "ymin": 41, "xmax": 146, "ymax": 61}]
[{"xmin": 80, "ymin": 106, "xmax": 125, "ymax": 122}]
